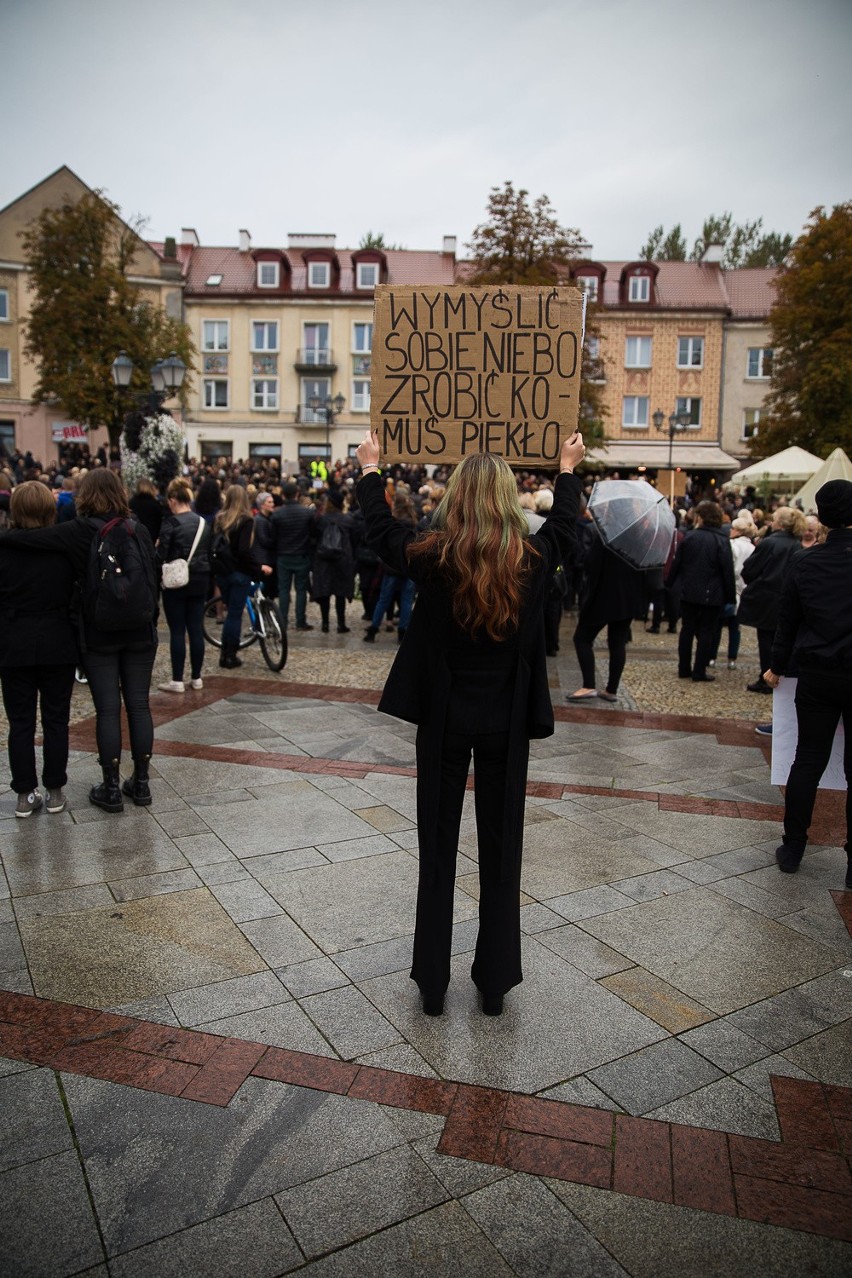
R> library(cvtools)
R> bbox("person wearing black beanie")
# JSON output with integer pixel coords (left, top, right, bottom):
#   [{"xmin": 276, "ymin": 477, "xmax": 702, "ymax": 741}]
[{"xmin": 763, "ymin": 479, "xmax": 852, "ymax": 888}]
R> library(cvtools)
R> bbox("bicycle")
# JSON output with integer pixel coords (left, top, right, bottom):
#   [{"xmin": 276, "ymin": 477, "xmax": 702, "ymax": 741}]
[{"xmin": 202, "ymin": 581, "xmax": 287, "ymax": 672}]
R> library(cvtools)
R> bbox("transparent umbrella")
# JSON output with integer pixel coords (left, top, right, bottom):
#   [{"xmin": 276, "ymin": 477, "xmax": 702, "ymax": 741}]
[{"xmin": 587, "ymin": 479, "xmax": 677, "ymax": 569}]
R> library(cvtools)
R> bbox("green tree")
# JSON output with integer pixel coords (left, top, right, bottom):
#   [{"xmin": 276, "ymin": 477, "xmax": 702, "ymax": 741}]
[
  {"xmin": 638, "ymin": 213, "xmax": 791, "ymax": 267},
  {"xmin": 22, "ymin": 191, "xmax": 195, "ymax": 451},
  {"xmin": 749, "ymin": 203, "xmax": 852, "ymax": 458},
  {"xmin": 358, "ymin": 231, "xmax": 405, "ymax": 250},
  {"xmin": 466, "ymin": 182, "xmax": 605, "ymax": 445}
]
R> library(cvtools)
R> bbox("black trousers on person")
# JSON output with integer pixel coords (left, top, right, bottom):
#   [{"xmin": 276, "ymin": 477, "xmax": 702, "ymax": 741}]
[
  {"xmin": 1, "ymin": 664, "xmax": 76, "ymax": 793},
  {"xmin": 161, "ymin": 590, "xmax": 206, "ymax": 683},
  {"xmin": 784, "ymin": 670, "xmax": 852, "ymax": 853},
  {"xmin": 573, "ymin": 617, "xmax": 632, "ymax": 694},
  {"xmin": 84, "ymin": 645, "xmax": 157, "ymax": 765},
  {"xmin": 411, "ymin": 728, "xmax": 527, "ymax": 1000},
  {"xmin": 678, "ymin": 602, "xmax": 721, "ymax": 679}
]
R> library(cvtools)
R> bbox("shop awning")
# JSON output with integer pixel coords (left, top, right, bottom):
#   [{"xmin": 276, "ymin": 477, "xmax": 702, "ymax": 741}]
[{"xmin": 585, "ymin": 442, "xmax": 741, "ymax": 471}]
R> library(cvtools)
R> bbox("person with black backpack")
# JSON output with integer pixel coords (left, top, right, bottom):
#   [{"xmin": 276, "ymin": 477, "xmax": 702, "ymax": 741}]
[
  {"xmin": 311, "ymin": 489, "xmax": 356, "ymax": 633},
  {"xmin": 3, "ymin": 468, "xmax": 159, "ymax": 813}
]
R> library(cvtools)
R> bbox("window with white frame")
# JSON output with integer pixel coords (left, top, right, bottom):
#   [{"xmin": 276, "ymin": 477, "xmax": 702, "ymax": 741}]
[
  {"xmin": 202, "ymin": 320, "xmax": 229, "ymax": 351},
  {"xmin": 302, "ymin": 376, "xmax": 330, "ymax": 421},
  {"xmin": 356, "ymin": 262, "xmax": 379, "ymax": 289},
  {"xmin": 675, "ymin": 396, "xmax": 702, "ymax": 427},
  {"xmin": 677, "ymin": 336, "xmax": 704, "ymax": 368},
  {"xmin": 628, "ymin": 275, "xmax": 650, "ymax": 303},
  {"xmin": 622, "ymin": 396, "xmax": 649, "ymax": 428},
  {"xmin": 252, "ymin": 378, "xmax": 278, "ymax": 410},
  {"xmin": 352, "ymin": 379, "xmax": 371, "ymax": 412},
  {"xmin": 747, "ymin": 347, "xmax": 773, "ymax": 378},
  {"xmin": 251, "ymin": 321, "xmax": 279, "ymax": 352},
  {"xmin": 0, "ymin": 350, "xmax": 10, "ymax": 382},
  {"xmin": 353, "ymin": 322, "xmax": 373, "ymax": 353},
  {"xmin": 205, "ymin": 274, "xmax": 223, "ymax": 287},
  {"xmin": 308, "ymin": 261, "xmax": 330, "ymax": 289},
  {"xmin": 0, "ymin": 289, "xmax": 8, "ymax": 321},
  {"xmin": 625, "ymin": 336, "xmax": 652, "ymax": 367},
  {"xmin": 303, "ymin": 322, "xmax": 330, "ymax": 364},
  {"xmin": 742, "ymin": 409, "xmax": 761, "ymax": 440},
  {"xmin": 576, "ymin": 275, "xmax": 599, "ymax": 301},
  {"xmin": 257, "ymin": 261, "xmax": 280, "ymax": 288},
  {"xmin": 203, "ymin": 379, "xmax": 229, "ymax": 409}
]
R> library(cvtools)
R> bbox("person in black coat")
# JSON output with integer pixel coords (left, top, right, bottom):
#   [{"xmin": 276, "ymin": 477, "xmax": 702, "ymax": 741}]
[
  {"xmin": 0, "ymin": 482, "xmax": 78, "ymax": 817},
  {"xmin": 763, "ymin": 481, "xmax": 852, "ymax": 888},
  {"xmin": 270, "ymin": 483, "xmax": 316, "ymax": 631},
  {"xmin": 737, "ymin": 506, "xmax": 806, "ymax": 693},
  {"xmin": 356, "ymin": 428, "xmax": 586, "ymax": 1017},
  {"xmin": 157, "ymin": 477, "xmax": 211, "ymax": 693},
  {"xmin": 667, "ymin": 501, "xmax": 736, "ymax": 683},
  {"xmin": 310, "ymin": 489, "xmax": 357, "ymax": 633},
  {"xmin": 3, "ymin": 468, "xmax": 159, "ymax": 813},
  {"xmin": 569, "ymin": 529, "xmax": 650, "ymax": 701},
  {"xmin": 253, "ymin": 493, "xmax": 278, "ymax": 600},
  {"xmin": 129, "ymin": 477, "xmax": 164, "ymax": 544}
]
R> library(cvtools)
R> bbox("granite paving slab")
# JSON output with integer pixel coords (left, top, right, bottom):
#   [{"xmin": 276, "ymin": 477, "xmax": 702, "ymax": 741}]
[
  {"xmin": 1, "ymin": 820, "xmax": 188, "ymax": 895},
  {"xmin": 520, "ymin": 825, "xmax": 661, "ymax": 900},
  {"xmin": 587, "ymin": 1037, "xmax": 723, "ymax": 1114},
  {"xmin": 19, "ymin": 888, "xmax": 265, "ymax": 1005},
  {"xmin": 276, "ymin": 957, "xmax": 349, "ymax": 999},
  {"xmin": 646, "ymin": 1076, "xmax": 781, "ymax": 1140},
  {"xmin": 299, "ymin": 985, "xmax": 403, "ymax": 1058},
  {"xmin": 196, "ymin": 787, "xmax": 378, "ymax": 859},
  {"xmin": 166, "ymin": 970, "xmax": 291, "ymax": 1026},
  {"xmin": 194, "ymin": 1001, "xmax": 335, "ymax": 1055},
  {"xmin": 0, "ymin": 1067, "xmax": 74, "ymax": 1172},
  {"xmin": 581, "ymin": 887, "xmax": 845, "ymax": 1014},
  {"xmin": 0, "ymin": 1150, "xmax": 105, "ymax": 1276},
  {"xmin": 594, "ymin": 803, "xmax": 780, "ymax": 855},
  {"xmin": 783, "ymin": 1023, "xmax": 852, "ymax": 1087}
]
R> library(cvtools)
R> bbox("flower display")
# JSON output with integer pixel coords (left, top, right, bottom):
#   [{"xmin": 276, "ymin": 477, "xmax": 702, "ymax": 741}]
[{"xmin": 120, "ymin": 411, "xmax": 186, "ymax": 492}]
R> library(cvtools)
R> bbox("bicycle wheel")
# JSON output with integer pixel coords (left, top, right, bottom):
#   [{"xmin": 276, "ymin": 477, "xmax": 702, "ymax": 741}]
[
  {"xmin": 202, "ymin": 598, "xmax": 258, "ymax": 650},
  {"xmin": 257, "ymin": 599, "xmax": 287, "ymax": 671}
]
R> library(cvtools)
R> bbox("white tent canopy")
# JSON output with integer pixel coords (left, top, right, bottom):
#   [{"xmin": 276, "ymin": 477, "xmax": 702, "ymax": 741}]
[
  {"xmin": 725, "ymin": 445, "xmax": 824, "ymax": 489},
  {"xmin": 793, "ymin": 447, "xmax": 852, "ymax": 511}
]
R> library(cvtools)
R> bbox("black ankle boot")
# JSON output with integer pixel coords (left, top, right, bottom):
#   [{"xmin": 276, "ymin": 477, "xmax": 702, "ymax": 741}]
[
  {"xmin": 220, "ymin": 644, "xmax": 242, "ymax": 669},
  {"xmin": 481, "ymin": 992, "xmax": 504, "ymax": 1017},
  {"xmin": 90, "ymin": 759, "xmax": 123, "ymax": 813},
  {"xmin": 122, "ymin": 755, "xmax": 152, "ymax": 806},
  {"xmin": 363, "ymin": 626, "xmax": 378, "ymax": 643},
  {"xmin": 776, "ymin": 841, "xmax": 805, "ymax": 873}
]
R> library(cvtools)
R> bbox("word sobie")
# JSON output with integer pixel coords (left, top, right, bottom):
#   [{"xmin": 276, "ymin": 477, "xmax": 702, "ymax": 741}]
[{"xmin": 370, "ymin": 284, "xmax": 584, "ymax": 466}]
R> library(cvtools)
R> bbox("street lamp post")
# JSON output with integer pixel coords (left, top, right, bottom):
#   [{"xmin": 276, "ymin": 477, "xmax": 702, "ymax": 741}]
[
  {"xmin": 110, "ymin": 350, "xmax": 187, "ymax": 415},
  {"xmin": 309, "ymin": 392, "xmax": 346, "ymax": 464},
  {"xmin": 652, "ymin": 407, "xmax": 691, "ymax": 506}
]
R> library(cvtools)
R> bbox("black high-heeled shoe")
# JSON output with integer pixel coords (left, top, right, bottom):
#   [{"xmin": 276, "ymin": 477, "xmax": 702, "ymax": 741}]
[
  {"xmin": 481, "ymin": 992, "xmax": 504, "ymax": 1017},
  {"xmin": 421, "ymin": 993, "xmax": 445, "ymax": 1017}
]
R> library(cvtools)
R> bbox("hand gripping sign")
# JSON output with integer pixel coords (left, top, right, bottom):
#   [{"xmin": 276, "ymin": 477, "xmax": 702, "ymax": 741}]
[{"xmin": 370, "ymin": 284, "xmax": 585, "ymax": 467}]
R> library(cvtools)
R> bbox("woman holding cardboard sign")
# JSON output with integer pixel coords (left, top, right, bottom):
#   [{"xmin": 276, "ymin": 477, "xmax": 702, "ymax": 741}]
[{"xmin": 356, "ymin": 427, "xmax": 585, "ymax": 1016}]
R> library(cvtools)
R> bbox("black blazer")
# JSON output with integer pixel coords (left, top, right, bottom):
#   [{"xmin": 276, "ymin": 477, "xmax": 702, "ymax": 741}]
[
  {"xmin": 737, "ymin": 530, "xmax": 802, "ymax": 630},
  {"xmin": 668, "ymin": 526, "xmax": 736, "ymax": 609},
  {"xmin": 0, "ymin": 536, "xmax": 78, "ymax": 667}
]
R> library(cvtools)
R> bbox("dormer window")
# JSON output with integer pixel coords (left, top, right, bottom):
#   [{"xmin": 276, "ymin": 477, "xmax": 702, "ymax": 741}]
[
  {"xmin": 356, "ymin": 262, "xmax": 379, "ymax": 290},
  {"xmin": 308, "ymin": 261, "xmax": 330, "ymax": 289},
  {"xmin": 576, "ymin": 274, "xmax": 599, "ymax": 301},
  {"xmin": 628, "ymin": 275, "xmax": 650, "ymax": 303},
  {"xmin": 205, "ymin": 274, "xmax": 223, "ymax": 287},
  {"xmin": 257, "ymin": 261, "xmax": 280, "ymax": 289}
]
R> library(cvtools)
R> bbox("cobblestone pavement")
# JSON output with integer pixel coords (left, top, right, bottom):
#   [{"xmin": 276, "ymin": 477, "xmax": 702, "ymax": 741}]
[{"xmin": 1, "ymin": 602, "xmax": 850, "ymax": 1276}]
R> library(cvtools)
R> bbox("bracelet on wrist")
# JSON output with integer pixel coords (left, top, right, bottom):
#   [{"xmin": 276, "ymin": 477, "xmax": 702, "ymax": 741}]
[
  {"xmin": 560, "ymin": 467, "xmax": 573, "ymax": 475},
  {"xmin": 361, "ymin": 464, "xmax": 379, "ymax": 473}
]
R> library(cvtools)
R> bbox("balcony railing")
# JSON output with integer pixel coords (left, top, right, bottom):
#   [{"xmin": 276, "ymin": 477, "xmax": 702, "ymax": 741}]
[
  {"xmin": 297, "ymin": 405, "xmax": 335, "ymax": 425},
  {"xmin": 295, "ymin": 347, "xmax": 336, "ymax": 371}
]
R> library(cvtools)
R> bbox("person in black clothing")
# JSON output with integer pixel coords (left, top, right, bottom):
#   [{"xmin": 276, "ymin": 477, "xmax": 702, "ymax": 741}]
[
  {"xmin": 569, "ymin": 529, "xmax": 649, "ymax": 701},
  {"xmin": 129, "ymin": 477, "xmax": 164, "ymax": 545},
  {"xmin": 356, "ymin": 428, "xmax": 586, "ymax": 1017},
  {"xmin": 311, "ymin": 489, "xmax": 357, "ymax": 633},
  {"xmin": 738, "ymin": 506, "xmax": 806, "ymax": 693},
  {"xmin": 214, "ymin": 485, "xmax": 268, "ymax": 668},
  {"xmin": 763, "ymin": 480, "xmax": 852, "ymax": 888},
  {"xmin": 270, "ymin": 482, "xmax": 315, "ymax": 631},
  {"xmin": 157, "ymin": 477, "xmax": 211, "ymax": 692},
  {"xmin": 667, "ymin": 501, "xmax": 736, "ymax": 683},
  {"xmin": 3, "ymin": 468, "xmax": 159, "ymax": 813},
  {"xmin": 0, "ymin": 482, "xmax": 78, "ymax": 817},
  {"xmin": 253, "ymin": 493, "xmax": 277, "ymax": 599}
]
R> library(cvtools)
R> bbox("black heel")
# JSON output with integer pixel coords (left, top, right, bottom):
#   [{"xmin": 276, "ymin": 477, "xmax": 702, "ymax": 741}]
[
  {"xmin": 481, "ymin": 992, "xmax": 504, "ymax": 1017},
  {"xmin": 421, "ymin": 993, "xmax": 445, "ymax": 1017}
]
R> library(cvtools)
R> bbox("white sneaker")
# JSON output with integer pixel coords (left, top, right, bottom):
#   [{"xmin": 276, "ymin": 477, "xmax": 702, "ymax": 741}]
[
  {"xmin": 708, "ymin": 659, "xmax": 716, "ymax": 667},
  {"xmin": 16, "ymin": 790, "xmax": 43, "ymax": 818},
  {"xmin": 45, "ymin": 788, "xmax": 67, "ymax": 814},
  {"xmin": 190, "ymin": 677, "xmax": 204, "ymax": 690},
  {"xmin": 727, "ymin": 660, "xmax": 737, "ymax": 670},
  {"xmin": 158, "ymin": 680, "xmax": 185, "ymax": 694}
]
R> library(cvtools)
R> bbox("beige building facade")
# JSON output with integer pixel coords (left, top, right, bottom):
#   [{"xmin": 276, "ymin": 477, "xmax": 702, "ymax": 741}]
[{"xmin": 719, "ymin": 270, "xmax": 777, "ymax": 464}]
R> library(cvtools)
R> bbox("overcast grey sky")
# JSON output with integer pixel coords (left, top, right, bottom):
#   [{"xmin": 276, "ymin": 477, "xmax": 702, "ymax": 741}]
[{"xmin": 3, "ymin": 0, "xmax": 850, "ymax": 258}]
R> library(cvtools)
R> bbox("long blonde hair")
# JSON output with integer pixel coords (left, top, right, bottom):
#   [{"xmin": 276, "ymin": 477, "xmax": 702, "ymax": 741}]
[
  {"xmin": 408, "ymin": 454, "xmax": 536, "ymax": 641},
  {"xmin": 215, "ymin": 484, "xmax": 252, "ymax": 537}
]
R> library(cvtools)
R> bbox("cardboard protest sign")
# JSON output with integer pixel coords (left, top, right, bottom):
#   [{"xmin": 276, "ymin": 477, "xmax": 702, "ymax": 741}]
[
  {"xmin": 370, "ymin": 284, "xmax": 584, "ymax": 467},
  {"xmin": 770, "ymin": 679, "xmax": 845, "ymax": 790}
]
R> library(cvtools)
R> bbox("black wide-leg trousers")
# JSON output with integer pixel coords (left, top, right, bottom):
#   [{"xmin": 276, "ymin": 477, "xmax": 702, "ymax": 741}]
[
  {"xmin": 784, "ymin": 670, "xmax": 852, "ymax": 853},
  {"xmin": 411, "ymin": 727, "xmax": 527, "ymax": 1000}
]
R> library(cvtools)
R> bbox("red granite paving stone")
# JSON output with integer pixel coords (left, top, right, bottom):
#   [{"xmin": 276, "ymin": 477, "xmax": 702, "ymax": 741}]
[
  {"xmin": 834, "ymin": 1120, "xmax": 852, "ymax": 1155},
  {"xmin": 830, "ymin": 892, "xmax": 852, "ymax": 940},
  {"xmin": 496, "ymin": 1129, "xmax": 613, "ymax": 1187},
  {"xmin": 67, "ymin": 1011, "xmax": 141, "ymax": 1046},
  {"xmin": 251, "ymin": 1046, "xmax": 360, "ymax": 1095},
  {"xmin": 735, "ymin": 1174, "xmax": 852, "ymax": 1242},
  {"xmin": 671, "ymin": 1125, "xmax": 736, "ymax": 1216},
  {"xmin": 180, "ymin": 1037, "xmax": 268, "ymax": 1106},
  {"xmin": 659, "ymin": 794, "xmax": 741, "ymax": 818},
  {"xmin": 119, "ymin": 1022, "xmax": 222, "ymax": 1066},
  {"xmin": 612, "ymin": 1114, "xmax": 673, "ymax": 1203},
  {"xmin": 49, "ymin": 1040, "xmax": 197, "ymax": 1096},
  {"xmin": 503, "ymin": 1094, "xmax": 614, "ymax": 1147},
  {"xmin": 772, "ymin": 1076, "xmax": 840, "ymax": 1152},
  {"xmin": 824, "ymin": 1085, "xmax": 852, "ymax": 1124},
  {"xmin": 347, "ymin": 1066, "xmax": 457, "ymax": 1115},
  {"xmin": 734, "ymin": 801, "xmax": 784, "ymax": 821},
  {"xmin": 0, "ymin": 1016, "xmax": 106, "ymax": 1065},
  {"xmin": 729, "ymin": 1135, "xmax": 852, "ymax": 1194},
  {"xmin": 437, "ymin": 1085, "xmax": 509, "ymax": 1163}
]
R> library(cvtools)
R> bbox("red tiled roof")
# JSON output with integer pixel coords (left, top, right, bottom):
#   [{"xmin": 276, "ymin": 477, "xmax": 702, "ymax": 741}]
[
  {"xmin": 723, "ymin": 268, "xmax": 777, "ymax": 319},
  {"xmin": 177, "ymin": 245, "xmax": 456, "ymax": 297},
  {"xmin": 597, "ymin": 261, "xmax": 729, "ymax": 310},
  {"xmin": 147, "ymin": 241, "xmax": 193, "ymax": 274}
]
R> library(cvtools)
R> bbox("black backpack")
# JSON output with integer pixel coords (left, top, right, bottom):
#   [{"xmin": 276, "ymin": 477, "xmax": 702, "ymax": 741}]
[
  {"xmin": 316, "ymin": 519, "xmax": 344, "ymax": 562},
  {"xmin": 85, "ymin": 517, "xmax": 157, "ymax": 632},
  {"xmin": 211, "ymin": 530, "xmax": 237, "ymax": 577}
]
